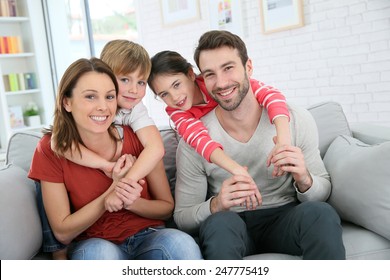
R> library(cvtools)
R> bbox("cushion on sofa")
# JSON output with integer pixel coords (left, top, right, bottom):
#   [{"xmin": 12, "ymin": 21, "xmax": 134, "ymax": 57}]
[
  {"xmin": 160, "ymin": 128, "xmax": 180, "ymax": 197},
  {"xmin": 307, "ymin": 101, "xmax": 352, "ymax": 158},
  {"xmin": 323, "ymin": 135, "xmax": 390, "ymax": 240},
  {"xmin": 0, "ymin": 164, "xmax": 42, "ymax": 259},
  {"xmin": 6, "ymin": 131, "xmax": 42, "ymax": 172}
]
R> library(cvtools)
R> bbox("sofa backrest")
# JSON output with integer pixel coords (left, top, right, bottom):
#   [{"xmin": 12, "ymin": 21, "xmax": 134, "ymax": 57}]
[{"xmin": 306, "ymin": 101, "xmax": 352, "ymax": 157}]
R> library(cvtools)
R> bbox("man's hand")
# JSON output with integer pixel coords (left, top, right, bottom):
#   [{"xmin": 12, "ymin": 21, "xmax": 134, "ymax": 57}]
[
  {"xmin": 268, "ymin": 144, "xmax": 313, "ymax": 192},
  {"xmin": 210, "ymin": 175, "xmax": 261, "ymax": 213},
  {"xmin": 231, "ymin": 165, "xmax": 262, "ymax": 210},
  {"xmin": 266, "ymin": 136, "xmax": 291, "ymax": 177}
]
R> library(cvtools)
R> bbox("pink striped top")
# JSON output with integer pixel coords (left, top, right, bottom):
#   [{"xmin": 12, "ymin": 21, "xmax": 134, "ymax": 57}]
[{"xmin": 166, "ymin": 76, "xmax": 289, "ymax": 162}]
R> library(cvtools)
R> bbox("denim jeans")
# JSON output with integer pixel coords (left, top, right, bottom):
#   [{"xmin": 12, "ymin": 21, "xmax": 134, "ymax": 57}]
[
  {"xmin": 35, "ymin": 182, "xmax": 201, "ymax": 260},
  {"xmin": 68, "ymin": 227, "xmax": 203, "ymax": 260},
  {"xmin": 35, "ymin": 182, "xmax": 66, "ymax": 252}
]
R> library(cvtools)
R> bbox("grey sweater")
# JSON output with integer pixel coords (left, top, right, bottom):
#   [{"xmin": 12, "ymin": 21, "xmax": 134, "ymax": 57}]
[{"xmin": 173, "ymin": 103, "xmax": 331, "ymax": 234}]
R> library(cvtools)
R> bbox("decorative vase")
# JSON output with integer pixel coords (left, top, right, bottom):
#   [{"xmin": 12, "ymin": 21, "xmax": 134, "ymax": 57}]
[{"xmin": 25, "ymin": 115, "xmax": 41, "ymax": 127}]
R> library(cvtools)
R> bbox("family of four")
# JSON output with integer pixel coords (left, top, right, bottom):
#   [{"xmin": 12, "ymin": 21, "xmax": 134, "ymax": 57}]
[{"xmin": 28, "ymin": 30, "xmax": 345, "ymax": 260}]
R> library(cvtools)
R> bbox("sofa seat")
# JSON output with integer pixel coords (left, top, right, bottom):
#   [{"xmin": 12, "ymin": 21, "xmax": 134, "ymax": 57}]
[{"xmin": 244, "ymin": 222, "xmax": 390, "ymax": 260}]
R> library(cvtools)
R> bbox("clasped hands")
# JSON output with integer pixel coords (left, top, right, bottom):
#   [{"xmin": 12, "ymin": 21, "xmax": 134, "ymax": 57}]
[
  {"xmin": 104, "ymin": 154, "xmax": 143, "ymax": 213},
  {"xmin": 211, "ymin": 137, "xmax": 312, "ymax": 213}
]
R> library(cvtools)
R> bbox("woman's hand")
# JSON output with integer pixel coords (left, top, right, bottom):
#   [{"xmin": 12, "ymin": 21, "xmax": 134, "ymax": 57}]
[
  {"xmin": 115, "ymin": 178, "xmax": 144, "ymax": 210},
  {"xmin": 105, "ymin": 154, "xmax": 137, "ymax": 212},
  {"xmin": 104, "ymin": 191, "xmax": 124, "ymax": 212}
]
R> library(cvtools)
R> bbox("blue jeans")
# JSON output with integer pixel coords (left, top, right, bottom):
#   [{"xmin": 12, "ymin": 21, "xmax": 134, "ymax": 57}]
[
  {"xmin": 35, "ymin": 182, "xmax": 66, "ymax": 252},
  {"xmin": 68, "ymin": 227, "xmax": 203, "ymax": 260},
  {"xmin": 36, "ymin": 182, "xmax": 201, "ymax": 259}
]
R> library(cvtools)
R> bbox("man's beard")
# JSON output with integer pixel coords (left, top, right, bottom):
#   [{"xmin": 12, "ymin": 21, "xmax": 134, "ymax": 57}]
[{"xmin": 211, "ymin": 74, "xmax": 250, "ymax": 111}]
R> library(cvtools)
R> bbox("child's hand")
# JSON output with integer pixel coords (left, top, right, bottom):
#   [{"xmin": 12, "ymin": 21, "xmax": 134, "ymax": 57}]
[
  {"xmin": 232, "ymin": 166, "xmax": 262, "ymax": 210},
  {"xmin": 105, "ymin": 191, "xmax": 124, "ymax": 212},
  {"xmin": 105, "ymin": 154, "xmax": 137, "ymax": 212},
  {"xmin": 267, "ymin": 136, "xmax": 291, "ymax": 177},
  {"xmin": 111, "ymin": 154, "xmax": 136, "ymax": 182},
  {"xmin": 102, "ymin": 161, "xmax": 115, "ymax": 178}
]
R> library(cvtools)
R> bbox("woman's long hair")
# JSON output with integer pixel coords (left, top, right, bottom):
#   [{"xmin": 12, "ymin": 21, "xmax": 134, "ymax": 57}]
[{"xmin": 45, "ymin": 57, "xmax": 119, "ymax": 156}]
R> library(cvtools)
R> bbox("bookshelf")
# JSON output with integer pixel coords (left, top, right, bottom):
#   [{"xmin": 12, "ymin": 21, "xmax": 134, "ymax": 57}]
[{"xmin": 0, "ymin": 0, "xmax": 54, "ymax": 151}]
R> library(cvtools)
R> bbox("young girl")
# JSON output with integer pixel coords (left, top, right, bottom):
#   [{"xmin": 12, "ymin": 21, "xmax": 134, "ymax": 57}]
[{"xmin": 148, "ymin": 50, "xmax": 291, "ymax": 179}]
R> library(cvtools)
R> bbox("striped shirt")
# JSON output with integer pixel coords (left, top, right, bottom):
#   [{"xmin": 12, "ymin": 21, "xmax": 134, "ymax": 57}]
[{"xmin": 166, "ymin": 76, "xmax": 289, "ymax": 162}]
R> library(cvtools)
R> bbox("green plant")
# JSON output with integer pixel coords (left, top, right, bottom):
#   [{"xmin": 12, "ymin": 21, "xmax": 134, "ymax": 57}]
[{"xmin": 24, "ymin": 101, "xmax": 40, "ymax": 116}]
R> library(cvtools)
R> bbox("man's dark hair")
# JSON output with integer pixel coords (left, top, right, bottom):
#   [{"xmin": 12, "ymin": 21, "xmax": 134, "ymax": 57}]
[{"xmin": 194, "ymin": 30, "xmax": 249, "ymax": 70}]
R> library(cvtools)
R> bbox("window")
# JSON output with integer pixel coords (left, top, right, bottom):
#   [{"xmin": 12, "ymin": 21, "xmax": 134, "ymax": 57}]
[{"xmin": 43, "ymin": 0, "xmax": 139, "ymax": 86}]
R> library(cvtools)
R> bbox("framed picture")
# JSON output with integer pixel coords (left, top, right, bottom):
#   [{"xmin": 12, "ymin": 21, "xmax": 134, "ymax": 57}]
[
  {"xmin": 8, "ymin": 106, "xmax": 25, "ymax": 129},
  {"xmin": 160, "ymin": 0, "xmax": 200, "ymax": 27},
  {"xmin": 259, "ymin": 0, "xmax": 304, "ymax": 34},
  {"xmin": 209, "ymin": 0, "xmax": 243, "ymax": 36}
]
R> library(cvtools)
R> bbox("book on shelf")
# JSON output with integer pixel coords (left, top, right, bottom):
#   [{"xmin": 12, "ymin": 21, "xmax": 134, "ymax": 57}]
[
  {"xmin": 8, "ymin": 105, "xmax": 24, "ymax": 128},
  {"xmin": 3, "ymin": 72, "xmax": 37, "ymax": 91},
  {"xmin": 24, "ymin": 72, "xmax": 37, "ymax": 89},
  {"xmin": 0, "ymin": 0, "xmax": 18, "ymax": 17},
  {"xmin": 2, "ymin": 74, "xmax": 10, "ymax": 91},
  {"xmin": 0, "ymin": 36, "xmax": 23, "ymax": 54},
  {"xmin": 17, "ymin": 72, "xmax": 25, "ymax": 90},
  {"xmin": 8, "ymin": 72, "xmax": 18, "ymax": 91}
]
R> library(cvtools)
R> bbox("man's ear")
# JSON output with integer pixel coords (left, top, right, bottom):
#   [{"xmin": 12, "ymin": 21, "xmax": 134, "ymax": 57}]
[
  {"xmin": 246, "ymin": 58, "xmax": 253, "ymax": 77},
  {"xmin": 63, "ymin": 97, "xmax": 72, "ymax": 112}
]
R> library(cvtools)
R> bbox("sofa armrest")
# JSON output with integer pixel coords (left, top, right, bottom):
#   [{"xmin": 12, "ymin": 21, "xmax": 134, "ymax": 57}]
[{"xmin": 350, "ymin": 123, "xmax": 390, "ymax": 145}]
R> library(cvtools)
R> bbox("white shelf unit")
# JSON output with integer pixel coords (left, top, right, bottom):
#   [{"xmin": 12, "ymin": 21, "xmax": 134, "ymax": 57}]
[{"xmin": 0, "ymin": 0, "xmax": 54, "ymax": 150}]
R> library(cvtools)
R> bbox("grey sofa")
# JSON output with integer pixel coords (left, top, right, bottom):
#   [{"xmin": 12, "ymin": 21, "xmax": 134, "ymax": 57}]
[{"xmin": 1, "ymin": 101, "xmax": 390, "ymax": 260}]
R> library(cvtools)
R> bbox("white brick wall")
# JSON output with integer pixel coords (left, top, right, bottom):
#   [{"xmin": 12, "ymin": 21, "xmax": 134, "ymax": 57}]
[{"xmin": 139, "ymin": 0, "xmax": 390, "ymax": 128}]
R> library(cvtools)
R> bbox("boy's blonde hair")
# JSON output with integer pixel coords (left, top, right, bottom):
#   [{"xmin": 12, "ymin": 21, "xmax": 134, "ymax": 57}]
[{"xmin": 100, "ymin": 40, "xmax": 151, "ymax": 79}]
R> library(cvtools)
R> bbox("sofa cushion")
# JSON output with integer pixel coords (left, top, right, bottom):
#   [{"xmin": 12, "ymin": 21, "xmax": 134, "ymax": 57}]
[
  {"xmin": 6, "ymin": 131, "xmax": 42, "ymax": 173},
  {"xmin": 160, "ymin": 128, "xmax": 180, "ymax": 197},
  {"xmin": 307, "ymin": 101, "xmax": 352, "ymax": 158},
  {"xmin": 323, "ymin": 135, "xmax": 390, "ymax": 240},
  {"xmin": 0, "ymin": 164, "xmax": 42, "ymax": 259},
  {"xmin": 342, "ymin": 222, "xmax": 390, "ymax": 260},
  {"xmin": 244, "ymin": 222, "xmax": 390, "ymax": 260}
]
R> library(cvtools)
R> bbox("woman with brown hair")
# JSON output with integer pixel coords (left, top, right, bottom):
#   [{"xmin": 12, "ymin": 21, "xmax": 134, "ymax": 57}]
[{"xmin": 28, "ymin": 57, "xmax": 201, "ymax": 260}]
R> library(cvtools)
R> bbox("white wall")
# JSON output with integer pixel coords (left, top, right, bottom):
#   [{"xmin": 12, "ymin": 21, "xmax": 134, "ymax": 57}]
[{"xmin": 138, "ymin": 0, "xmax": 390, "ymax": 128}]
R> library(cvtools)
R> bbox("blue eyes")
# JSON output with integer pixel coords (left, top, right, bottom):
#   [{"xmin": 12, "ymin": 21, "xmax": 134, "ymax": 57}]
[{"xmin": 120, "ymin": 78, "xmax": 146, "ymax": 86}]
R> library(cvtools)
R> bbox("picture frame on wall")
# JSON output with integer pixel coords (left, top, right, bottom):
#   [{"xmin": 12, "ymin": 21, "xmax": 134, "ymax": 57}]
[
  {"xmin": 160, "ymin": 0, "xmax": 200, "ymax": 27},
  {"xmin": 209, "ymin": 0, "xmax": 243, "ymax": 36},
  {"xmin": 259, "ymin": 0, "xmax": 304, "ymax": 34}
]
